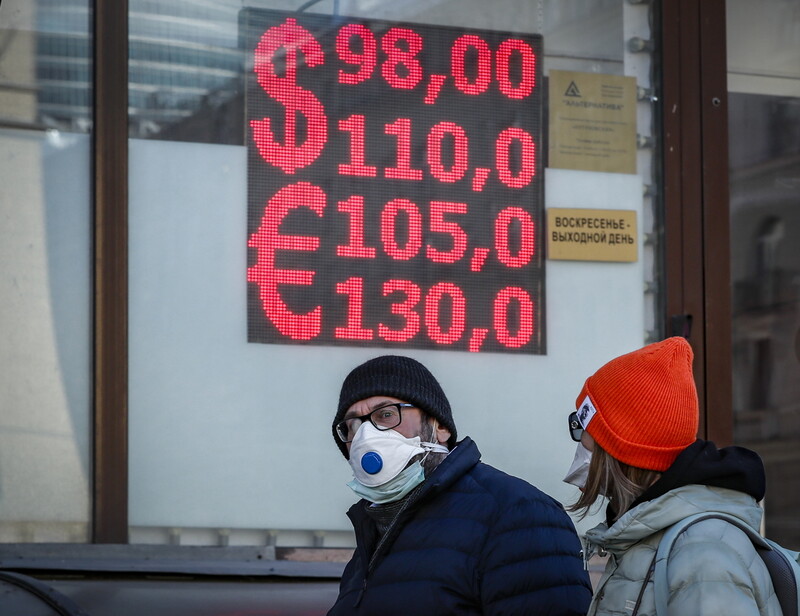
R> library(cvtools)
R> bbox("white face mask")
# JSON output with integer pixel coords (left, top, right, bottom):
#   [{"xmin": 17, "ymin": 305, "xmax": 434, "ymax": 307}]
[
  {"xmin": 563, "ymin": 442, "xmax": 593, "ymax": 489},
  {"xmin": 346, "ymin": 421, "xmax": 450, "ymax": 503},
  {"xmin": 348, "ymin": 421, "xmax": 427, "ymax": 487}
]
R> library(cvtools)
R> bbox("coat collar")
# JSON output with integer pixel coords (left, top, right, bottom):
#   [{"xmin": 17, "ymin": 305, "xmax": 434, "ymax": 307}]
[{"xmin": 584, "ymin": 484, "xmax": 764, "ymax": 557}]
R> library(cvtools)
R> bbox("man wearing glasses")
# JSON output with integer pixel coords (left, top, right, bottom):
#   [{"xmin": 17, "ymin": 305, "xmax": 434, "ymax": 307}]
[{"xmin": 327, "ymin": 354, "xmax": 592, "ymax": 616}]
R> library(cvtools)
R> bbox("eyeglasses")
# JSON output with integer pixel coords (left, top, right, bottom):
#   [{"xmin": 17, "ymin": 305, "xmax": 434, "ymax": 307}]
[
  {"xmin": 335, "ymin": 402, "xmax": 416, "ymax": 443},
  {"xmin": 568, "ymin": 411, "xmax": 583, "ymax": 442}
]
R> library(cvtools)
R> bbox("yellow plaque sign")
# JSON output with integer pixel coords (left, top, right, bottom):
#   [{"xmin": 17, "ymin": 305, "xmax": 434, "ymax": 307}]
[
  {"xmin": 547, "ymin": 208, "xmax": 638, "ymax": 262},
  {"xmin": 548, "ymin": 70, "xmax": 637, "ymax": 174}
]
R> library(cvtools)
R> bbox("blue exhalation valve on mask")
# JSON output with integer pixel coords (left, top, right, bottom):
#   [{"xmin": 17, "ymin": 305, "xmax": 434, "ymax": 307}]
[{"xmin": 360, "ymin": 451, "xmax": 383, "ymax": 475}]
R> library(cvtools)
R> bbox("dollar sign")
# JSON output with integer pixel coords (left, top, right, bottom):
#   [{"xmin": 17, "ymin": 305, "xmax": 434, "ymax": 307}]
[{"xmin": 251, "ymin": 18, "xmax": 327, "ymax": 174}]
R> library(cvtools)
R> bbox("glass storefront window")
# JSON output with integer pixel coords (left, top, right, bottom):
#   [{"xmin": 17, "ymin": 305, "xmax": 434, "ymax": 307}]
[
  {"xmin": 0, "ymin": 0, "xmax": 92, "ymax": 542},
  {"xmin": 8, "ymin": 0, "xmax": 795, "ymax": 564},
  {"xmin": 728, "ymin": 0, "xmax": 800, "ymax": 547},
  {"xmin": 128, "ymin": 0, "xmax": 664, "ymax": 547}
]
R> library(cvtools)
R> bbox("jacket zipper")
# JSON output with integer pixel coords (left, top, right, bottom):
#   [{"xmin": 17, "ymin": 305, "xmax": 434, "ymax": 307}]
[
  {"xmin": 354, "ymin": 578, "xmax": 367, "ymax": 607},
  {"xmin": 353, "ymin": 492, "xmax": 419, "ymax": 608},
  {"xmin": 353, "ymin": 520, "xmax": 396, "ymax": 607}
]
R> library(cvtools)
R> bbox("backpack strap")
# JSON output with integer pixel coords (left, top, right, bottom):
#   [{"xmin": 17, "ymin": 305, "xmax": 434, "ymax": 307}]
[
  {"xmin": 630, "ymin": 553, "xmax": 657, "ymax": 616},
  {"xmin": 760, "ymin": 538, "xmax": 799, "ymax": 616},
  {"xmin": 651, "ymin": 511, "xmax": 793, "ymax": 616}
]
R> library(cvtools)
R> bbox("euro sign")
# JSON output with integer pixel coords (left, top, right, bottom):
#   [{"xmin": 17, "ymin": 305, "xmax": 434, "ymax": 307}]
[{"xmin": 251, "ymin": 18, "xmax": 328, "ymax": 174}]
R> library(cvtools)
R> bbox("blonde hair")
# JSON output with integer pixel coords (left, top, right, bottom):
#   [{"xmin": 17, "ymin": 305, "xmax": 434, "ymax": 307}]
[{"xmin": 568, "ymin": 443, "xmax": 662, "ymax": 522}]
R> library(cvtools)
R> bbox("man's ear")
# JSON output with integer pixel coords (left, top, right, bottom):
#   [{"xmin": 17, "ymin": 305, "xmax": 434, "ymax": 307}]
[{"xmin": 435, "ymin": 423, "xmax": 452, "ymax": 447}]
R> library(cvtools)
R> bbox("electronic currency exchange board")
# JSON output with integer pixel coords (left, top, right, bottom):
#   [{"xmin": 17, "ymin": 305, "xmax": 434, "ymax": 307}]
[{"xmin": 245, "ymin": 10, "xmax": 545, "ymax": 354}]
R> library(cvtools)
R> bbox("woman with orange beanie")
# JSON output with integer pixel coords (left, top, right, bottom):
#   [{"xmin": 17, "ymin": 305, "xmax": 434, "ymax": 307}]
[{"xmin": 564, "ymin": 337, "xmax": 781, "ymax": 615}]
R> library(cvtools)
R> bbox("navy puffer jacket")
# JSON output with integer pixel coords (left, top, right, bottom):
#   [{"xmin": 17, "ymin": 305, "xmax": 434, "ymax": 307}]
[{"xmin": 328, "ymin": 437, "xmax": 592, "ymax": 615}]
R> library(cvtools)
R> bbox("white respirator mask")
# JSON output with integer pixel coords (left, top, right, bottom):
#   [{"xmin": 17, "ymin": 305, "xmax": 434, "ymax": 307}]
[{"xmin": 346, "ymin": 422, "xmax": 449, "ymax": 503}]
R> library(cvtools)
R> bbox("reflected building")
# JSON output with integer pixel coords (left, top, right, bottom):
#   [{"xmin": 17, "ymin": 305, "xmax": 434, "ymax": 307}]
[
  {"xmin": 34, "ymin": 0, "xmax": 244, "ymax": 142},
  {"xmin": 730, "ymin": 92, "xmax": 800, "ymax": 547}
]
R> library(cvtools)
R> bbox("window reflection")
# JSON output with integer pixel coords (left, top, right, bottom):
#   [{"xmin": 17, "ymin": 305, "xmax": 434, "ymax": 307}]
[
  {"xmin": 35, "ymin": 0, "xmax": 630, "ymax": 144},
  {"xmin": 0, "ymin": 0, "xmax": 92, "ymax": 543},
  {"xmin": 730, "ymin": 92, "xmax": 800, "ymax": 547}
]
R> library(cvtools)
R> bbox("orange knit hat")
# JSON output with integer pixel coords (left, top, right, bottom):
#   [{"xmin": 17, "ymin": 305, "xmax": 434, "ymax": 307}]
[{"xmin": 575, "ymin": 337, "xmax": 699, "ymax": 471}]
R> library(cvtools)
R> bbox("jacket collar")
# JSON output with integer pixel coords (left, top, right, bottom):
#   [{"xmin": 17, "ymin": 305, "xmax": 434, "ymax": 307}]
[
  {"xmin": 627, "ymin": 440, "xmax": 766, "ymax": 517},
  {"xmin": 584, "ymin": 484, "xmax": 764, "ymax": 557},
  {"xmin": 414, "ymin": 436, "xmax": 481, "ymax": 498}
]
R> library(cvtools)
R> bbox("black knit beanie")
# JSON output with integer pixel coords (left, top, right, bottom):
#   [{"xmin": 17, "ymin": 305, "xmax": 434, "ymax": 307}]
[{"xmin": 333, "ymin": 355, "xmax": 457, "ymax": 459}]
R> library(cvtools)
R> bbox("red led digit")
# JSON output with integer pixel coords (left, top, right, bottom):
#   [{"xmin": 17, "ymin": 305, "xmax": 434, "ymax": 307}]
[
  {"xmin": 247, "ymin": 181, "xmax": 325, "ymax": 340},
  {"xmin": 495, "ymin": 127, "xmax": 536, "ymax": 188},
  {"xmin": 335, "ymin": 277, "xmax": 374, "ymax": 339},
  {"xmin": 496, "ymin": 38, "xmax": 535, "ymax": 99},
  {"xmin": 336, "ymin": 195, "xmax": 377, "ymax": 258},
  {"xmin": 426, "ymin": 200, "xmax": 468, "ymax": 264},
  {"xmin": 251, "ymin": 18, "xmax": 328, "ymax": 174},
  {"xmin": 494, "ymin": 286, "xmax": 534, "ymax": 348},
  {"xmin": 495, "ymin": 206, "xmax": 535, "ymax": 267},
  {"xmin": 384, "ymin": 118, "xmax": 423, "ymax": 180},
  {"xmin": 381, "ymin": 198, "xmax": 423, "ymax": 260},
  {"xmin": 427, "ymin": 122, "xmax": 469, "ymax": 183},
  {"xmin": 338, "ymin": 115, "xmax": 378, "ymax": 177},
  {"xmin": 451, "ymin": 34, "xmax": 492, "ymax": 95},
  {"xmin": 425, "ymin": 282, "xmax": 466, "ymax": 345},
  {"xmin": 378, "ymin": 279, "xmax": 422, "ymax": 342},
  {"xmin": 381, "ymin": 27, "xmax": 423, "ymax": 89},
  {"xmin": 336, "ymin": 23, "xmax": 377, "ymax": 85}
]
